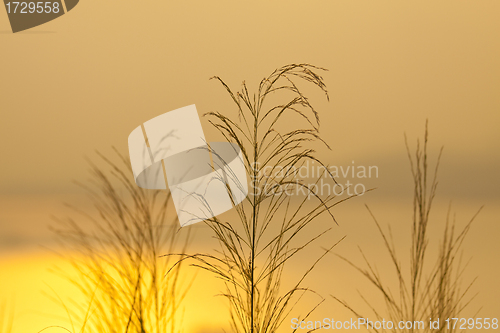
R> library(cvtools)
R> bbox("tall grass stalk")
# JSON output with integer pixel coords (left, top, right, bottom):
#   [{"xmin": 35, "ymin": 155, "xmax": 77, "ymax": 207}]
[
  {"xmin": 335, "ymin": 122, "xmax": 480, "ymax": 332},
  {"xmin": 51, "ymin": 149, "xmax": 191, "ymax": 333},
  {"xmin": 171, "ymin": 64, "xmax": 354, "ymax": 333}
]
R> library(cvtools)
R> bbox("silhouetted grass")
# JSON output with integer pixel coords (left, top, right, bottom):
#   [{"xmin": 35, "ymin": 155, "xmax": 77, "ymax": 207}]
[
  {"xmin": 50, "ymin": 149, "xmax": 192, "ymax": 333},
  {"xmin": 169, "ymin": 64, "xmax": 356, "ymax": 333},
  {"xmin": 334, "ymin": 122, "xmax": 480, "ymax": 333}
]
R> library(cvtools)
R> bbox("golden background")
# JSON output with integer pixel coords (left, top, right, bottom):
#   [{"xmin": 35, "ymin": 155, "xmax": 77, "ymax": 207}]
[{"xmin": 0, "ymin": 1, "xmax": 499, "ymax": 332}]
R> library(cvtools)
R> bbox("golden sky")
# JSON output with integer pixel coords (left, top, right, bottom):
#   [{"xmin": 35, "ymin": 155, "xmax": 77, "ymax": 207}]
[
  {"xmin": 0, "ymin": 0, "xmax": 499, "ymax": 195},
  {"xmin": 0, "ymin": 1, "xmax": 499, "ymax": 332}
]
